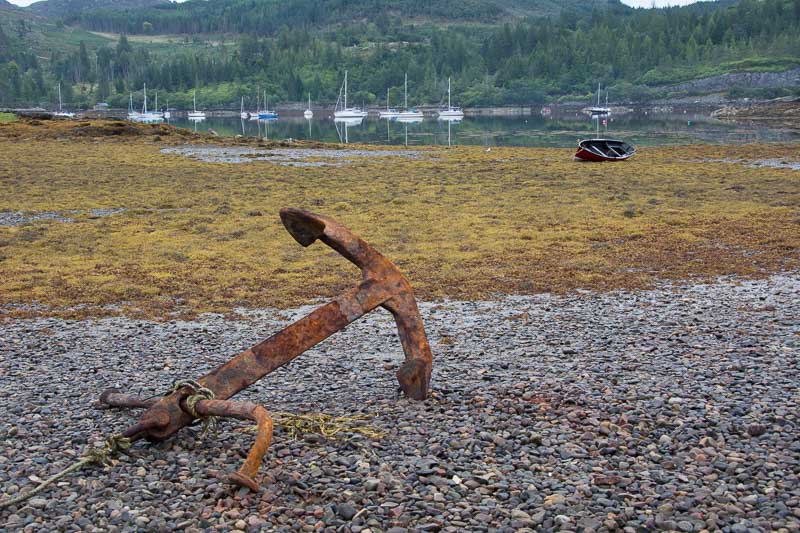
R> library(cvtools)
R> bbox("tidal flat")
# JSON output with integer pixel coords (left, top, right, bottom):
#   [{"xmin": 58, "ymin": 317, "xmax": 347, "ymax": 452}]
[
  {"xmin": 0, "ymin": 119, "xmax": 799, "ymax": 530},
  {"xmin": 0, "ymin": 119, "xmax": 797, "ymax": 319}
]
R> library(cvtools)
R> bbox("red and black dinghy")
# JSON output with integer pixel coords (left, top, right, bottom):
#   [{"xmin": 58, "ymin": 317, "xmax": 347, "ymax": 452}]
[{"xmin": 575, "ymin": 138, "xmax": 636, "ymax": 162}]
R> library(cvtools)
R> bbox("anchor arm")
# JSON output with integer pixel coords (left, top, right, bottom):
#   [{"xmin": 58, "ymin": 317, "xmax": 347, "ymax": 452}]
[
  {"xmin": 383, "ymin": 293, "xmax": 433, "ymax": 401},
  {"xmin": 99, "ymin": 389, "xmax": 160, "ymax": 409},
  {"xmin": 188, "ymin": 399, "xmax": 273, "ymax": 492}
]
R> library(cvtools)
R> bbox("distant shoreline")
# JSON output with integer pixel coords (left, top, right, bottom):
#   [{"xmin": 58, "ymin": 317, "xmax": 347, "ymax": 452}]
[{"xmin": 4, "ymin": 97, "xmax": 798, "ymax": 123}]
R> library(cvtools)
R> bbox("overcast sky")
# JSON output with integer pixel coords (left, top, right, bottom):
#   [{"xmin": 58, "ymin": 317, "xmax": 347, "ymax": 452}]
[{"xmin": 6, "ymin": 0, "xmax": 715, "ymax": 9}]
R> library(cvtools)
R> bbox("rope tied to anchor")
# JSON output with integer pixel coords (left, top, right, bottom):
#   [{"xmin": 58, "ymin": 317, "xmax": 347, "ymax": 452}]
[
  {"xmin": 168, "ymin": 379, "xmax": 218, "ymax": 437},
  {"xmin": 0, "ymin": 434, "xmax": 132, "ymax": 511}
]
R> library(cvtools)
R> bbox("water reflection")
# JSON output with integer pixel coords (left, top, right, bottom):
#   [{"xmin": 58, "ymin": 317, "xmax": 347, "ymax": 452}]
[
  {"xmin": 334, "ymin": 116, "xmax": 364, "ymax": 143},
  {"xmin": 438, "ymin": 116, "xmax": 462, "ymax": 147},
  {"xmin": 167, "ymin": 111, "xmax": 797, "ymax": 148}
]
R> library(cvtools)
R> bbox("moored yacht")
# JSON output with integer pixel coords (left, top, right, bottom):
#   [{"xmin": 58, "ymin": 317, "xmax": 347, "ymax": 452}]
[
  {"xmin": 53, "ymin": 82, "xmax": 76, "ymax": 118},
  {"xmin": 437, "ymin": 77, "xmax": 464, "ymax": 120},
  {"xmin": 334, "ymin": 70, "xmax": 368, "ymax": 119},
  {"xmin": 188, "ymin": 89, "xmax": 206, "ymax": 120},
  {"xmin": 396, "ymin": 72, "xmax": 423, "ymax": 121},
  {"xmin": 379, "ymin": 87, "xmax": 400, "ymax": 119}
]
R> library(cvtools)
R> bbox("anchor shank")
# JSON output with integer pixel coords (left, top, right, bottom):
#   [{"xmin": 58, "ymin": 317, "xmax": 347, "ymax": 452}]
[
  {"xmin": 198, "ymin": 278, "xmax": 396, "ymax": 400},
  {"xmin": 138, "ymin": 278, "xmax": 400, "ymax": 441}
]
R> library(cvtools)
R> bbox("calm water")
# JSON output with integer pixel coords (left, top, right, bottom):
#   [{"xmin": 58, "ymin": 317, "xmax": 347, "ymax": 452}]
[{"xmin": 168, "ymin": 111, "xmax": 798, "ymax": 148}]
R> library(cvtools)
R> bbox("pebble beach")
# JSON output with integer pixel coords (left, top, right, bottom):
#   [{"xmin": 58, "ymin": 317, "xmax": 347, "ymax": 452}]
[{"xmin": 1, "ymin": 273, "xmax": 798, "ymax": 531}]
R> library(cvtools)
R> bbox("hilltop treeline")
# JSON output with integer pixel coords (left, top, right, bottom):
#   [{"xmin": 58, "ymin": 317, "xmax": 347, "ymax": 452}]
[
  {"xmin": 72, "ymin": 0, "xmax": 605, "ymax": 35},
  {"xmin": 1, "ymin": 0, "xmax": 799, "ymax": 108}
]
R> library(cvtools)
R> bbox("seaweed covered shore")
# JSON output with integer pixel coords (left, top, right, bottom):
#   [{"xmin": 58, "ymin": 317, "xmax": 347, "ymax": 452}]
[{"xmin": 0, "ymin": 118, "xmax": 798, "ymax": 319}]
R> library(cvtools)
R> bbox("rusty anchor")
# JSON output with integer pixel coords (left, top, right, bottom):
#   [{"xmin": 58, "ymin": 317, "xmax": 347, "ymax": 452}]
[{"xmin": 99, "ymin": 207, "xmax": 433, "ymax": 491}]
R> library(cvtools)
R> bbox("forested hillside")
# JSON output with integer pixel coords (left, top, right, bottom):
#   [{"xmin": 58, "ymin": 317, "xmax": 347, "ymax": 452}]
[
  {"xmin": 1, "ymin": 0, "xmax": 799, "ymax": 109},
  {"xmin": 27, "ymin": 0, "xmax": 168, "ymax": 19},
  {"xmin": 73, "ymin": 0, "xmax": 620, "ymax": 35}
]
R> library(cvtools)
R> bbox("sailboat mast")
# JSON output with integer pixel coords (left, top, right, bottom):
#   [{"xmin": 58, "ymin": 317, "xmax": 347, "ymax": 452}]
[
  {"xmin": 193, "ymin": 90, "xmax": 197, "ymax": 113},
  {"xmin": 386, "ymin": 88, "xmax": 389, "ymax": 111},
  {"xmin": 404, "ymin": 73, "xmax": 408, "ymax": 110},
  {"xmin": 58, "ymin": 82, "xmax": 62, "ymax": 112},
  {"xmin": 448, "ymin": 78, "xmax": 451, "ymax": 109},
  {"xmin": 344, "ymin": 70, "xmax": 348, "ymax": 110},
  {"xmin": 143, "ymin": 83, "xmax": 147, "ymax": 114}
]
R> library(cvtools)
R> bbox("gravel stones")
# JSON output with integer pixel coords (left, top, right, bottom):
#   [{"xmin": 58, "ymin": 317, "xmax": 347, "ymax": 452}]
[
  {"xmin": 160, "ymin": 146, "xmax": 426, "ymax": 165},
  {"xmin": 0, "ymin": 208, "xmax": 126, "ymax": 227},
  {"xmin": 0, "ymin": 210, "xmax": 75, "ymax": 226},
  {"xmin": 0, "ymin": 273, "xmax": 798, "ymax": 530}
]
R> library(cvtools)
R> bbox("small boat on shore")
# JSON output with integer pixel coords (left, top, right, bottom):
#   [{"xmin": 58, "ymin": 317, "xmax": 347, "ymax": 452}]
[
  {"xmin": 575, "ymin": 85, "xmax": 634, "ymax": 162},
  {"xmin": 575, "ymin": 138, "xmax": 635, "ymax": 162}
]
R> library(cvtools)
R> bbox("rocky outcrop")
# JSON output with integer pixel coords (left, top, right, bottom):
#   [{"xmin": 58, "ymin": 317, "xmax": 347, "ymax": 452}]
[{"xmin": 712, "ymin": 97, "xmax": 800, "ymax": 126}]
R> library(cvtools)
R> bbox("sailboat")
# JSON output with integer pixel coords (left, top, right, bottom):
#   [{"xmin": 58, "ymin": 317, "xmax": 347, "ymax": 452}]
[
  {"xmin": 396, "ymin": 73, "xmax": 423, "ymax": 122},
  {"xmin": 240, "ymin": 96, "xmax": 249, "ymax": 120},
  {"xmin": 334, "ymin": 70, "xmax": 368, "ymax": 119},
  {"xmin": 249, "ymin": 90, "xmax": 260, "ymax": 121},
  {"xmin": 304, "ymin": 93, "xmax": 313, "ymax": 119},
  {"xmin": 437, "ymin": 77, "xmax": 464, "ymax": 120},
  {"xmin": 131, "ymin": 84, "xmax": 164, "ymax": 123},
  {"xmin": 379, "ymin": 87, "xmax": 400, "ymax": 119},
  {"xmin": 54, "ymin": 82, "xmax": 75, "ymax": 118},
  {"xmin": 586, "ymin": 83, "xmax": 611, "ymax": 116},
  {"xmin": 258, "ymin": 90, "xmax": 278, "ymax": 120},
  {"xmin": 151, "ymin": 91, "xmax": 165, "ymax": 120},
  {"xmin": 575, "ymin": 88, "xmax": 635, "ymax": 162},
  {"xmin": 127, "ymin": 93, "xmax": 140, "ymax": 121},
  {"xmin": 188, "ymin": 89, "xmax": 206, "ymax": 120},
  {"xmin": 163, "ymin": 99, "xmax": 171, "ymax": 120}
]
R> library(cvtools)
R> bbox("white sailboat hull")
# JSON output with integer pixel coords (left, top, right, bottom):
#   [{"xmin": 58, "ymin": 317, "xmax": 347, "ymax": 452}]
[
  {"xmin": 188, "ymin": 111, "xmax": 206, "ymax": 119},
  {"xmin": 134, "ymin": 113, "xmax": 165, "ymax": 124},
  {"xmin": 334, "ymin": 116, "xmax": 364, "ymax": 126},
  {"xmin": 334, "ymin": 109, "xmax": 368, "ymax": 119},
  {"xmin": 437, "ymin": 108, "xmax": 464, "ymax": 119},
  {"xmin": 397, "ymin": 110, "xmax": 424, "ymax": 120}
]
